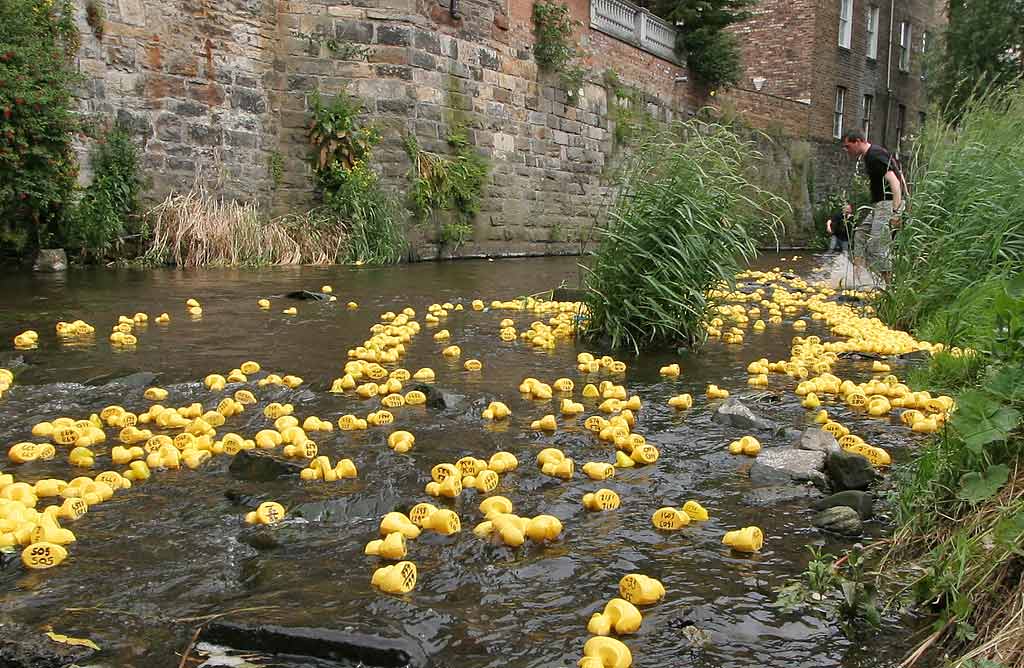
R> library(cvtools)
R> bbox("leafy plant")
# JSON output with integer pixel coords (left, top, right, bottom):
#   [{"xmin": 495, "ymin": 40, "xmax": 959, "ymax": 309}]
[
  {"xmin": 0, "ymin": 0, "xmax": 81, "ymax": 254},
  {"xmin": 531, "ymin": 0, "xmax": 579, "ymax": 72},
  {"xmin": 307, "ymin": 89, "xmax": 405, "ymax": 264},
  {"xmin": 403, "ymin": 128, "xmax": 488, "ymax": 251},
  {"xmin": 267, "ymin": 151, "xmax": 284, "ymax": 189},
  {"xmin": 581, "ymin": 120, "xmax": 785, "ymax": 352},
  {"xmin": 68, "ymin": 122, "xmax": 142, "ymax": 258}
]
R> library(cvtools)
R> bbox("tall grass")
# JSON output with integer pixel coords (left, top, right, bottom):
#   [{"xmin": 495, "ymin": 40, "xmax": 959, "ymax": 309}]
[
  {"xmin": 142, "ymin": 182, "xmax": 348, "ymax": 267},
  {"xmin": 581, "ymin": 120, "xmax": 784, "ymax": 351},
  {"xmin": 876, "ymin": 85, "xmax": 1024, "ymax": 332}
]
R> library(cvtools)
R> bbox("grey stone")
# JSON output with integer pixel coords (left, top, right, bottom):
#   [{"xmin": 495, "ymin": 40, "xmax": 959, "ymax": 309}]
[
  {"xmin": 712, "ymin": 398, "xmax": 777, "ymax": 431},
  {"xmin": 413, "ymin": 29, "xmax": 441, "ymax": 54},
  {"xmin": 32, "ymin": 248, "xmax": 66, "ymax": 272},
  {"xmin": 478, "ymin": 47, "xmax": 499, "ymax": 70},
  {"xmin": 188, "ymin": 123, "xmax": 224, "ymax": 147},
  {"xmin": 102, "ymin": 371, "xmax": 157, "ymax": 389},
  {"xmin": 0, "ymin": 622, "xmax": 96, "ymax": 668},
  {"xmin": 742, "ymin": 484, "xmax": 822, "ymax": 507},
  {"xmin": 826, "ymin": 450, "xmax": 877, "ymax": 491},
  {"xmin": 812, "ymin": 506, "xmax": 863, "ymax": 536},
  {"xmin": 376, "ymin": 24, "xmax": 411, "ymax": 46},
  {"xmin": 336, "ymin": 21, "xmax": 374, "ymax": 45},
  {"xmin": 749, "ymin": 447, "xmax": 827, "ymax": 488},
  {"xmin": 231, "ymin": 87, "xmax": 267, "ymax": 114},
  {"xmin": 228, "ymin": 450, "xmax": 305, "ymax": 482},
  {"xmin": 797, "ymin": 427, "xmax": 841, "ymax": 454},
  {"xmin": 813, "ymin": 490, "xmax": 874, "ymax": 520}
]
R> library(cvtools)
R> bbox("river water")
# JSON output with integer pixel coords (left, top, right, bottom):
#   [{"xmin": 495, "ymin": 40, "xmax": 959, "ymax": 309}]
[{"xmin": 0, "ymin": 255, "xmax": 925, "ymax": 668}]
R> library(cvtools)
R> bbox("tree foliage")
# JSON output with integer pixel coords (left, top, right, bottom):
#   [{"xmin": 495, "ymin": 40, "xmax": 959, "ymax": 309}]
[
  {"xmin": 636, "ymin": 0, "xmax": 756, "ymax": 88},
  {"xmin": 929, "ymin": 0, "xmax": 1024, "ymax": 119},
  {"xmin": 0, "ymin": 0, "xmax": 80, "ymax": 253}
]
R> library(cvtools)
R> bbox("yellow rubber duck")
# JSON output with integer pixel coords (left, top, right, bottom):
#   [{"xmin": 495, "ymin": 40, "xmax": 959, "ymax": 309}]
[
  {"xmin": 387, "ymin": 430, "xmax": 415, "ymax": 453},
  {"xmin": 379, "ymin": 512, "xmax": 421, "ymax": 539},
  {"xmin": 614, "ymin": 451, "xmax": 635, "ymax": 468},
  {"xmin": 668, "ymin": 393, "xmax": 693, "ymax": 409},
  {"xmin": 371, "ymin": 561, "xmax": 417, "ymax": 594},
  {"xmin": 587, "ymin": 598, "xmax": 643, "ymax": 636},
  {"xmin": 682, "ymin": 500, "xmax": 709, "ymax": 521},
  {"xmin": 652, "ymin": 507, "xmax": 690, "ymax": 530},
  {"xmin": 619, "ymin": 573, "xmax": 665, "ymax": 605},
  {"xmin": 487, "ymin": 451, "xmax": 518, "ymax": 472},
  {"xmin": 582, "ymin": 488, "xmax": 621, "ymax": 511},
  {"xmin": 723, "ymin": 526, "xmax": 764, "ymax": 552},
  {"xmin": 421, "ymin": 508, "xmax": 461, "ymax": 535},
  {"xmin": 531, "ymin": 414, "xmax": 558, "ymax": 431},
  {"xmin": 706, "ymin": 384, "xmax": 729, "ymax": 400},
  {"xmin": 464, "ymin": 359, "xmax": 482, "ymax": 371},
  {"xmin": 659, "ymin": 363, "xmax": 681, "ymax": 377},
  {"xmin": 365, "ymin": 531, "xmax": 407, "ymax": 559},
  {"xmin": 21, "ymin": 541, "xmax": 68, "ymax": 570},
  {"xmin": 582, "ymin": 462, "xmax": 615, "ymax": 480}
]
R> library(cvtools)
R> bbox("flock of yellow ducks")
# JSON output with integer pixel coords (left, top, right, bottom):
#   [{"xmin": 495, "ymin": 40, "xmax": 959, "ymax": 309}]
[{"xmin": 1, "ymin": 268, "xmax": 962, "ymax": 667}]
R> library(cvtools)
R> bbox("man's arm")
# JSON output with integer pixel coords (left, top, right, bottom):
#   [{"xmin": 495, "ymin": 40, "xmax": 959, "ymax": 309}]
[{"xmin": 885, "ymin": 170, "xmax": 903, "ymax": 211}]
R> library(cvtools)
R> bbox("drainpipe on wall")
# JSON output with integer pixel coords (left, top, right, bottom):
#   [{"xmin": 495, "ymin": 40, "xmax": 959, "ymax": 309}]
[{"xmin": 883, "ymin": 0, "xmax": 895, "ymax": 147}]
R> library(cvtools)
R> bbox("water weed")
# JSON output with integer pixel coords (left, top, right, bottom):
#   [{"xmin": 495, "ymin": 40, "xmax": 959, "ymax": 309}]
[{"xmin": 581, "ymin": 120, "xmax": 784, "ymax": 352}]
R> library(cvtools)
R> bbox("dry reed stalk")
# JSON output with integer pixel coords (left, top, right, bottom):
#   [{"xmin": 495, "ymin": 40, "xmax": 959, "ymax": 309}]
[{"xmin": 143, "ymin": 180, "xmax": 347, "ymax": 267}]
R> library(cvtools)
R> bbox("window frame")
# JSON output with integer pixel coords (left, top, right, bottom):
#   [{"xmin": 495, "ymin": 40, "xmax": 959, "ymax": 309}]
[
  {"xmin": 898, "ymin": 21, "xmax": 912, "ymax": 72},
  {"xmin": 866, "ymin": 6, "xmax": 879, "ymax": 60},
  {"xmin": 861, "ymin": 93, "xmax": 873, "ymax": 139},
  {"xmin": 839, "ymin": 0, "xmax": 854, "ymax": 49},
  {"xmin": 834, "ymin": 86, "xmax": 847, "ymax": 139}
]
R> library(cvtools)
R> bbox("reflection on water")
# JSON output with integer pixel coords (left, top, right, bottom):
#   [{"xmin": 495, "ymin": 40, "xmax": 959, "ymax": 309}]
[{"xmin": 0, "ymin": 255, "xmax": 923, "ymax": 667}]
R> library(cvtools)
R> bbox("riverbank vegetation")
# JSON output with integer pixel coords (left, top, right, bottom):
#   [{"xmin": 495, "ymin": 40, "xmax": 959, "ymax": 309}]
[
  {"xmin": 870, "ymin": 86, "xmax": 1024, "ymax": 667},
  {"xmin": 581, "ymin": 120, "xmax": 784, "ymax": 351}
]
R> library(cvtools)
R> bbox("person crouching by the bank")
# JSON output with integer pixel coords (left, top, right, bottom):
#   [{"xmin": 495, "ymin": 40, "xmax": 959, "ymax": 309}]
[
  {"xmin": 841, "ymin": 130, "xmax": 907, "ymax": 283},
  {"xmin": 826, "ymin": 202, "xmax": 853, "ymax": 253}
]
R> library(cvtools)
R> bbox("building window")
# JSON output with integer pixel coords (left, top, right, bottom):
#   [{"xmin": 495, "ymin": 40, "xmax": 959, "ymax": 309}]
[
  {"xmin": 898, "ymin": 21, "xmax": 912, "ymax": 71},
  {"xmin": 839, "ymin": 0, "xmax": 853, "ymax": 49},
  {"xmin": 896, "ymin": 103, "xmax": 906, "ymax": 152},
  {"xmin": 834, "ymin": 87, "xmax": 847, "ymax": 139},
  {"xmin": 866, "ymin": 6, "xmax": 879, "ymax": 59},
  {"xmin": 862, "ymin": 94, "xmax": 873, "ymax": 139}
]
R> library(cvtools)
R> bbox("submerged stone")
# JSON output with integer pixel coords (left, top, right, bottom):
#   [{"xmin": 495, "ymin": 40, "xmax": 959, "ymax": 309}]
[
  {"xmin": 712, "ymin": 398, "xmax": 777, "ymax": 431},
  {"xmin": 825, "ymin": 450, "xmax": 877, "ymax": 491},
  {"xmin": 813, "ymin": 490, "xmax": 874, "ymax": 520},
  {"xmin": 812, "ymin": 506, "xmax": 863, "ymax": 536},
  {"xmin": 742, "ymin": 484, "xmax": 822, "ymax": 507},
  {"xmin": 796, "ymin": 427, "xmax": 841, "ymax": 454},
  {"xmin": 0, "ymin": 622, "xmax": 96, "ymax": 668},
  {"xmin": 229, "ymin": 450, "xmax": 305, "ymax": 482},
  {"xmin": 749, "ymin": 447, "xmax": 827, "ymax": 489}
]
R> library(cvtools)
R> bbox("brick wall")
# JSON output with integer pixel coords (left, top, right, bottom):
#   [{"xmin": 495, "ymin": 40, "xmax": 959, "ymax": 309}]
[{"xmin": 731, "ymin": 0, "xmax": 817, "ymax": 102}]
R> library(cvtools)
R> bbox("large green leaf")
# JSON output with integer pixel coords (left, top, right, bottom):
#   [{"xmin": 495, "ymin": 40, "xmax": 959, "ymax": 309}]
[
  {"xmin": 957, "ymin": 464, "xmax": 1010, "ymax": 503},
  {"xmin": 1005, "ymin": 272, "xmax": 1024, "ymax": 301},
  {"xmin": 952, "ymin": 390, "xmax": 1021, "ymax": 452},
  {"xmin": 986, "ymin": 365, "xmax": 1024, "ymax": 402}
]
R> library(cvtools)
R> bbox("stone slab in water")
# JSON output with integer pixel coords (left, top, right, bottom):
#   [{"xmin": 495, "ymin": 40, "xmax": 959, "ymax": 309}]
[
  {"xmin": 749, "ymin": 447, "xmax": 827, "ymax": 488},
  {"xmin": 742, "ymin": 484, "xmax": 822, "ymax": 507},
  {"xmin": 0, "ymin": 622, "xmax": 96, "ymax": 668},
  {"xmin": 228, "ymin": 450, "xmax": 305, "ymax": 482},
  {"xmin": 812, "ymin": 506, "xmax": 863, "ymax": 536},
  {"xmin": 200, "ymin": 621, "xmax": 429, "ymax": 668},
  {"xmin": 796, "ymin": 427, "xmax": 841, "ymax": 454},
  {"xmin": 813, "ymin": 490, "xmax": 874, "ymax": 520},
  {"xmin": 712, "ymin": 398, "xmax": 777, "ymax": 431}
]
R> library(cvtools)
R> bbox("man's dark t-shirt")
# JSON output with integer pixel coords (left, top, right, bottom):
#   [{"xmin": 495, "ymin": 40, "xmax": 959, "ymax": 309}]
[
  {"xmin": 864, "ymin": 144, "xmax": 894, "ymax": 203},
  {"xmin": 829, "ymin": 212, "xmax": 850, "ymax": 240}
]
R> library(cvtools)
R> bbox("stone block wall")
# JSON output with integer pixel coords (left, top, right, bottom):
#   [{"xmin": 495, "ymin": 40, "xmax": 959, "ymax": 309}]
[{"xmin": 73, "ymin": 0, "xmax": 843, "ymax": 258}]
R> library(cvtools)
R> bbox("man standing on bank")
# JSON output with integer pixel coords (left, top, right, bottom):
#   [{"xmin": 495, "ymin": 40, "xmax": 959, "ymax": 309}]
[{"xmin": 841, "ymin": 130, "xmax": 907, "ymax": 283}]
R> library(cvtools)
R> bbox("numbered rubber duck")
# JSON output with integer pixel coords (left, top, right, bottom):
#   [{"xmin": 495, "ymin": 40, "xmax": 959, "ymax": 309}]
[
  {"xmin": 553, "ymin": 377, "xmax": 575, "ymax": 392},
  {"xmin": 123, "ymin": 460, "xmax": 151, "ymax": 482},
  {"xmin": 531, "ymin": 414, "xmax": 558, "ymax": 432},
  {"xmin": 706, "ymin": 385, "xmax": 729, "ymax": 400},
  {"xmin": 561, "ymin": 399, "xmax": 585, "ymax": 416},
  {"xmin": 441, "ymin": 345, "xmax": 461, "ymax": 358},
  {"xmin": 614, "ymin": 451, "xmax": 635, "ymax": 468},
  {"xmin": 587, "ymin": 598, "xmax": 643, "ymax": 636},
  {"xmin": 583, "ymin": 488, "xmax": 621, "ymax": 511},
  {"xmin": 464, "ymin": 359, "xmax": 482, "ymax": 371},
  {"xmin": 582, "ymin": 384, "xmax": 600, "ymax": 398},
  {"xmin": 652, "ymin": 507, "xmax": 690, "ymax": 530},
  {"xmin": 525, "ymin": 514, "xmax": 562, "ymax": 542},
  {"xmin": 68, "ymin": 447, "xmax": 95, "ymax": 469},
  {"xmin": 388, "ymin": 430, "xmax": 415, "ymax": 453},
  {"xmin": 144, "ymin": 387, "xmax": 168, "ymax": 401},
  {"xmin": 245, "ymin": 501, "xmax": 286, "ymax": 526},
  {"xmin": 722, "ymin": 526, "xmax": 764, "ymax": 552},
  {"xmin": 21, "ymin": 541, "xmax": 68, "ymax": 570},
  {"xmin": 425, "ymin": 473, "xmax": 462, "ymax": 498},
  {"xmin": 682, "ymin": 500, "xmax": 709, "ymax": 521},
  {"xmin": 630, "ymin": 444, "xmax": 659, "ymax": 465},
  {"xmin": 482, "ymin": 401, "xmax": 511, "ymax": 420},
  {"xmin": 421, "ymin": 508, "xmax": 461, "ymax": 535},
  {"xmin": 365, "ymin": 531, "xmax": 408, "ymax": 560},
  {"xmin": 405, "ymin": 390, "xmax": 427, "ymax": 405},
  {"xmin": 618, "ymin": 573, "xmax": 665, "ymax": 605},
  {"xmin": 801, "ymin": 393, "xmax": 821, "ymax": 409},
  {"xmin": 371, "ymin": 560, "xmax": 417, "ymax": 594},
  {"xmin": 582, "ymin": 462, "xmax": 615, "ymax": 480}
]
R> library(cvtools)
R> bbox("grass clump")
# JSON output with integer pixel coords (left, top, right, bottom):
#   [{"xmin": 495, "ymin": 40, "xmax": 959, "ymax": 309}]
[
  {"xmin": 875, "ymin": 86, "xmax": 1024, "ymax": 333},
  {"xmin": 581, "ymin": 120, "xmax": 784, "ymax": 352}
]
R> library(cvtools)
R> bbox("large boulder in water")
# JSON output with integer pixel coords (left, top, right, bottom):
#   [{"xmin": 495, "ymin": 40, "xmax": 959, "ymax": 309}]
[
  {"xmin": 749, "ymin": 447, "xmax": 827, "ymax": 489},
  {"xmin": 796, "ymin": 428, "xmax": 841, "ymax": 454},
  {"xmin": 813, "ymin": 490, "xmax": 874, "ymax": 520},
  {"xmin": 712, "ymin": 398, "xmax": 776, "ymax": 431},
  {"xmin": 825, "ymin": 450, "xmax": 877, "ymax": 491},
  {"xmin": 33, "ymin": 249, "xmax": 67, "ymax": 273}
]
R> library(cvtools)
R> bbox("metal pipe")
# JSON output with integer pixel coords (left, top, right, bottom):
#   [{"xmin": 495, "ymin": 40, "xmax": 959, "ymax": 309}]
[
  {"xmin": 449, "ymin": 0, "xmax": 460, "ymax": 20},
  {"xmin": 883, "ymin": 0, "xmax": 895, "ymax": 146}
]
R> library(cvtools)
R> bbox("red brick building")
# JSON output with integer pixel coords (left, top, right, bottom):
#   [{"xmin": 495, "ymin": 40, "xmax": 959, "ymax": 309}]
[{"xmin": 731, "ymin": 0, "xmax": 940, "ymax": 154}]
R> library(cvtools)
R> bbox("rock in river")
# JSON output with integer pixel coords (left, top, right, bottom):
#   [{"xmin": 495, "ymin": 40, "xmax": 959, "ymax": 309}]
[
  {"xmin": 712, "ymin": 398, "xmax": 777, "ymax": 431},
  {"xmin": 796, "ymin": 427, "xmax": 840, "ymax": 454},
  {"xmin": 749, "ymin": 447, "xmax": 827, "ymax": 489},
  {"xmin": 0, "ymin": 622, "xmax": 96, "ymax": 668},
  {"xmin": 825, "ymin": 450, "xmax": 877, "ymax": 491},
  {"xmin": 812, "ymin": 506, "xmax": 864, "ymax": 536},
  {"xmin": 812, "ymin": 490, "xmax": 874, "ymax": 520},
  {"xmin": 229, "ymin": 450, "xmax": 305, "ymax": 482}
]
